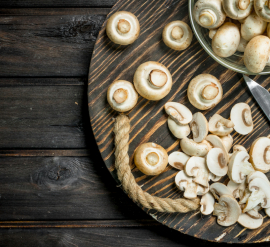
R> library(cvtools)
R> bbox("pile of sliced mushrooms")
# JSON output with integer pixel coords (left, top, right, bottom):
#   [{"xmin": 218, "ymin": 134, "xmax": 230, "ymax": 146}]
[{"xmin": 193, "ymin": 0, "xmax": 270, "ymax": 73}]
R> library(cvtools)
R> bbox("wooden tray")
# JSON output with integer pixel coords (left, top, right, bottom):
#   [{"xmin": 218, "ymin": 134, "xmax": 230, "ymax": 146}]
[{"xmin": 88, "ymin": 0, "xmax": 270, "ymax": 243}]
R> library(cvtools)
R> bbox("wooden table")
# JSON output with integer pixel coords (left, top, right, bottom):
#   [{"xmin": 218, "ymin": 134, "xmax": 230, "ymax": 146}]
[{"xmin": 0, "ymin": 1, "xmax": 268, "ymax": 246}]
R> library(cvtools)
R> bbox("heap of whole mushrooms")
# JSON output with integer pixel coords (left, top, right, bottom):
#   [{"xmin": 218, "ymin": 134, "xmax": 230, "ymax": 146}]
[{"xmin": 193, "ymin": 0, "xmax": 270, "ymax": 73}]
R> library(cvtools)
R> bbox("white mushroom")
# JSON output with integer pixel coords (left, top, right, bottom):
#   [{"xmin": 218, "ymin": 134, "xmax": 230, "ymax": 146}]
[
  {"xmin": 265, "ymin": 207, "xmax": 270, "ymax": 217},
  {"xmin": 237, "ymin": 37, "xmax": 249, "ymax": 52},
  {"xmin": 249, "ymin": 136, "xmax": 270, "ymax": 173},
  {"xmin": 206, "ymin": 148, "xmax": 228, "ymax": 176},
  {"xmin": 206, "ymin": 134, "xmax": 229, "ymax": 162},
  {"xmin": 230, "ymin": 103, "xmax": 253, "ymax": 135},
  {"xmin": 133, "ymin": 142, "xmax": 168, "ymax": 176},
  {"xmin": 187, "ymin": 74, "xmax": 223, "ymax": 110},
  {"xmin": 107, "ymin": 80, "xmax": 138, "ymax": 112},
  {"xmin": 238, "ymin": 205, "xmax": 263, "ymax": 229},
  {"xmin": 209, "ymin": 29, "xmax": 217, "ymax": 39},
  {"xmin": 190, "ymin": 112, "xmax": 209, "ymax": 143},
  {"xmin": 180, "ymin": 138, "xmax": 211, "ymax": 157},
  {"xmin": 213, "ymin": 194, "xmax": 241, "ymax": 226},
  {"xmin": 241, "ymin": 12, "xmax": 267, "ymax": 41},
  {"xmin": 168, "ymin": 151, "xmax": 190, "ymax": 170},
  {"xmin": 200, "ymin": 192, "xmax": 215, "ymax": 215},
  {"xmin": 185, "ymin": 156, "xmax": 209, "ymax": 187},
  {"xmin": 209, "ymin": 172, "xmax": 222, "ymax": 182},
  {"xmin": 247, "ymin": 170, "xmax": 270, "ymax": 183},
  {"xmin": 164, "ymin": 102, "xmax": 193, "ymax": 125},
  {"xmin": 162, "ymin": 21, "xmax": 193, "ymax": 51},
  {"xmin": 208, "ymin": 114, "xmax": 234, "ymax": 136},
  {"xmin": 106, "ymin": 11, "xmax": 140, "ymax": 45},
  {"xmin": 212, "ymin": 22, "xmax": 241, "ymax": 57},
  {"xmin": 220, "ymin": 135, "xmax": 234, "ymax": 152},
  {"xmin": 228, "ymin": 151, "xmax": 254, "ymax": 184},
  {"xmin": 222, "ymin": 0, "xmax": 253, "ymax": 20},
  {"xmin": 167, "ymin": 117, "xmax": 190, "ymax": 139},
  {"xmin": 134, "ymin": 61, "xmax": 172, "ymax": 101},
  {"xmin": 210, "ymin": 182, "xmax": 233, "ymax": 200},
  {"xmin": 254, "ymin": 0, "xmax": 270, "ymax": 22},
  {"xmin": 227, "ymin": 180, "xmax": 246, "ymax": 199},
  {"xmin": 193, "ymin": 0, "xmax": 226, "ymax": 29}
]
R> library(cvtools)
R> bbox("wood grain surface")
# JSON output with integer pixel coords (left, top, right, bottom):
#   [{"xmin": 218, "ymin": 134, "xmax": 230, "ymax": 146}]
[{"xmin": 88, "ymin": 0, "xmax": 270, "ymax": 243}]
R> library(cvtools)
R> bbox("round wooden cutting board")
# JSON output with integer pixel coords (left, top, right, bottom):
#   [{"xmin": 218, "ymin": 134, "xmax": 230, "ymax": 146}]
[{"xmin": 88, "ymin": 0, "xmax": 270, "ymax": 243}]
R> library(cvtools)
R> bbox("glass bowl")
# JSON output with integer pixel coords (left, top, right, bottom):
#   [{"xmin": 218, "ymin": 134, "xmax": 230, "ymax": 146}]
[{"xmin": 188, "ymin": 0, "xmax": 270, "ymax": 75}]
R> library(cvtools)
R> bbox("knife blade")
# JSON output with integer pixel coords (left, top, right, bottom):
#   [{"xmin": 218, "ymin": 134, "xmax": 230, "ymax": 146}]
[{"xmin": 243, "ymin": 74, "xmax": 270, "ymax": 121}]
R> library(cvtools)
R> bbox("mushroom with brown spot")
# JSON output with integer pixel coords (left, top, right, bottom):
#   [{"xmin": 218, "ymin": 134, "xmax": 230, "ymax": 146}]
[
  {"xmin": 190, "ymin": 112, "xmax": 209, "ymax": 143},
  {"xmin": 168, "ymin": 151, "xmax": 190, "ymax": 170},
  {"xmin": 164, "ymin": 102, "xmax": 193, "ymax": 125},
  {"xmin": 206, "ymin": 148, "xmax": 228, "ymax": 177},
  {"xmin": 210, "ymin": 182, "xmax": 233, "ymax": 200},
  {"xmin": 180, "ymin": 138, "xmax": 211, "ymax": 157},
  {"xmin": 209, "ymin": 114, "xmax": 234, "ymax": 136}
]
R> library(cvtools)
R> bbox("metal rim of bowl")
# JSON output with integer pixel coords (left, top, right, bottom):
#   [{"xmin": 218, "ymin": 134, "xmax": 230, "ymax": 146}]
[{"xmin": 188, "ymin": 0, "xmax": 270, "ymax": 75}]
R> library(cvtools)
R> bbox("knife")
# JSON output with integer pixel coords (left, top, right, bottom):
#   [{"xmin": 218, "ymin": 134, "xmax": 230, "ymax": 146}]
[{"xmin": 243, "ymin": 74, "xmax": 270, "ymax": 121}]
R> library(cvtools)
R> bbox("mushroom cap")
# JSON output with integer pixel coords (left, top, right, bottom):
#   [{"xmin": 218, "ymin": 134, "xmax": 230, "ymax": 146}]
[
  {"xmin": 249, "ymin": 137, "xmax": 270, "ymax": 173},
  {"xmin": 133, "ymin": 142, "xmax": 168, "ymax": 175},
  {"xmin": 168, "ymin": 151, "xmax": 190, "ymax": 170},
  {"xmin": 238, "ymin": 208, "xmax": 263, "ymax": 229},
  {"xmin": 220, "ymin": 134, "xmax": 234, "ymax": 152},
  {"xmin": 190, "ymin": 112, "xmax": 209, "ymax": 143},
  {"xmin": 213, "ymin": 194, "xmax": 241, "ymax": 226},
  {"xmin": 164, "ymin": 102, "xmax": 193, "ymax": 125},
  {"xmin": 187, "ymin": 74, "xmax": 223, "ymax": 110},
  {"xmin": 247, "ymin": 170, "xmax": 270, "ymax": 183},
  {"xmin": 233, "ymin": 144, "xmax": 247, "ymax": 153},
  {"xmin": 212, "ymin": 22, "xmax": 241, "ymax": 57},
  {"xmin": 107, "ymin": 80, "xmax": 138, "ymax": 112},
  {"xmin": 206, "ymin": 147, "xmax": 228, "ymax": 176},
  {"xmin": 134, "ymin": 61, "xmax": 172, "ymax": 100},
  {"xmin": 162, "ymin": 21, "xmax": 193, "ymax": 51},
  {"xmin": 193, "ymin": 0, "xmax": 226, "ymax": 29},
  {"xmin": 222, "ymin": 0, "xmax": 253, "ymax": 20},
  {"xmin": 210, "ymin": 182, "xmax": 233, "ymax": 200},
  {"xmin": 200, "ymin": 192, "xmax": 215, "ymax": 215},
  {"xmin": 180, "ymin": 138, "xmax": 210, "ymax": 157},
  {"xmin": 106, "ymin": 11, "xmax": 140, "ymax": 45},
  {"xmin": 167, "ymin": 117, "xmax": 190, "ymax": 139},
  {"xmin": 206, "ymin": 134, "xmax": 229, "ymax": 162},
  {"xmin": 237, "ymin": 37, "xmax": 249, "ymax": 52},
  {"xmin": 254, "ymin": 0, "xmax": 270, "ymax": 22},
  {"xmin": 208, "ymin": 114, "xmax": 234, "ymax": 136},
  {"xmin": 241, "ymin": 12, "xmax": 267, "ymax": 41},
  {"xmin": 230, "ymin": 102, "xmax": 253, "ymax": 135}
]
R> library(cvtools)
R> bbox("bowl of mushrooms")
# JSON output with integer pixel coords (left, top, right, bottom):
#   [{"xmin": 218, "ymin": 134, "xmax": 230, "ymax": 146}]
[{"xmin": 189, "ymin": 0, "xmax": 270, "ymax": 75}]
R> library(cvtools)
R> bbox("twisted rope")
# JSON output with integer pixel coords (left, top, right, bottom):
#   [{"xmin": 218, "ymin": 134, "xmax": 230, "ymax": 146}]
[{"xmin": 113, "ymin": 114, "xmax": 200, "ymax": 213}]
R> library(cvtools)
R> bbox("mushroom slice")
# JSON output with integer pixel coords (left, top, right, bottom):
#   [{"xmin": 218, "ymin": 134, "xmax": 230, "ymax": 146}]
[
  {"xmin": 190, "ymin": 112, "xmax": 209, "ymax": 143},
  {"xmin": 209, "ymin": 172, "xmax": 222, "ymax": 182},
  {"xmin": 210, "ymin": 182, "xmax": 233, "ymax": 200},
  {"xmin": 247, "ymin": 171, "xmax": 270, "ymax": 183},
  {"xmin": 167, "ymin": 117, "xmax": 190, "ymax": 139},
  {"xmin": 228, "ymin": 151, "xmax": 254, "ymax": 184},
  {"xmin": 107, "ymin": 80, "xmax": 138, "ymax": 112},
  {"xmin": 134, "ymin": 143, "xmax": 168, "ymax": 176},
  {"xmin": 249, "ymin": 137, "xmax": 270, "ymax": 173},
  {"xmin": 165, "ymin": 102, "xmax": 193, "ymax": 125},
  {"xmin": 222, "ymin": 0, "xmax": 253, "ymax": 20},
  {"xmin": 168, "ymin": 151, "xmax": 190, "ymax": 170},
  {"xmin": 106, "ymin": 11, "xmax": 140, "ymax": 45},
  {"xmin": 230, "ymin": 103, "xmax": 253, "ymax": 135},
  {"xmin": 206, "ymin": 148, "xmax": 228, "ymax": 176},
  {"xmin": 200, "ymin": 192, "xmax": 215, "ymax": 215},
  {"xmin": 180, "ymin": 138, "xmax": 210, "ymax": 157},
  {"xmin": 206, "ymin": 135, "xmax": 229, "ymax": 162},
  {"xmin": 238, "ymin": 206, "xmax": 263, "ymax": 229},
  {"xmin": 134, "ymin": 61, "xmax": 172, "ymax": 101},
  {"xmin": 162, "ymin": 21, "xmax": 193, "ymax": 51},
  {"xmin": 193, "ymin": 0, "xmax": 226, "ymax": 29},
  {"xmin": 265, "ymin": 207, "xmax": 270, "ymax": 217},
  {"xmin": 227, "ymin": 180, "xmax": 246, "ymax": 200},
  {"xmin": 233, "ymin": 145, "xmax": 247, "ymax": 153},
  {"xmin": 213, "ymin": 194, "xmax": 241, "ymax": 227},
  {"xmin": 187, "ymin": 74, "xmax": 223, "ymax": 110},
  {"xmin": 209, "ymin": 114, "xmax": 234, "ymax": 136},
  {"xmin": 254, "ymin": 0, "xmax": 270, "ymax": 22},
  {"xmin": 185, "ymin": 157, "xmax": 209, "ymax": 187},
  {"xmin": 220, "ymin": 135, "xmax": 233, "ymax": 152}
]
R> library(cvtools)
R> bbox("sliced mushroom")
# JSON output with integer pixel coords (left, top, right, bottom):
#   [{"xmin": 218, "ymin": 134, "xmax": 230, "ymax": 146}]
[
  {"xmin": 185, "ymin": 156, "xmax": 209, "ymax": 187},
  {"xmin": 209, "ymin": 172, "xmax": 222, "ymax": 182},
  {"xmin": 209, "ymin": 114, "xmax": 234, "ymax": 136},
  {"xmin": 162, "ymin": 21, "xmax": 193, "ymax": 50},
  {"xmin": 213, "ymin": 194, "xmax": 241, "ymax": 226},
  {"xmin": 227, "ymin": 180, "xmax": 246, "ymax": 199},
  {"xmin": 193, "ymin": 0, "xmax": 226, "ymax": 29},
  {"xmin": 230, "ymin": 103, "xmax": 253, "ymax": 135},
  {"xmin": 220, "ymin": 135, "xmax": 233, "ymax": 152},
  {"xmin": 107, "ymin": 80, "xmax": 138, "ymax": 112},
  {"xmin": 190, "ymin": 112, "xmax": 209, "ymax": 143},
  {"xmin": 233, "ymin": 144, "xmax": 247, "ymax": 153},
  {"xmin": 247, "ymin": 170, "xmax": 270, "ymax": 183},
  {"xmin": 106, "ymin": 11, "xmax": 140, "ymax": 45},
  {"xmin": 168, "ymin": 151, "xmax": 190, "ymax": 170},
  {"xmin": 201, "ymin": 192, "xmax": 215, "ymax": 215},
  {"xmin": 167, "ymin": 117, "xmax": 190, "ymax": 139},
  {"xmin": 164, "ymin": 102, "xmax": 193, "ymax": 125},
  {"xmin": 206, "ymin": 148, "xmax": 228, "ymax": 176},
  {"xmin": 134, "ymin": 61, "xmax": 172, "ymax": 101},
  {"xmin": 187, "ymin": 74, "xmax": 223, "ymax": 110},
  {"xmin": 180, "ymin": 138, "xmax": 211, "ymax": 157},
  {"xmin": 222, "ymin": 0, "xmax": 253, "ymax": 20},
  {"xmin": 265, "ymin": 207, "xmax": 270, "ymax": 217},
  {"xmin": 254, "ymin": 0, "xmax": 270, "ymax": 22},
  {"xmin": 134, "ymin": 142, "xmax": 168, "ymax": 175},
  {"xmin": 212, "ymin": 22, "xmax": 241, "ymax": 57},
  {"xmin": 238, "ymin": 205, "xmax": 263, "ymax": 229},
  {"xmin": 206, "ymin": 134, "xmax": 229, "ymax": 162},
  {"xmin": 210, "ymin": 182, "xmax": 233, "ymax": 200},
  {"xmin": 249, "ymin": 137, "xmax": 270, "ymax": 173}
]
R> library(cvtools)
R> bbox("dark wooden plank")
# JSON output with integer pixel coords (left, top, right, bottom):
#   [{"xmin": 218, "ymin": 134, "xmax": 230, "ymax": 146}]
[
  {"xmin": 88, "ymin": 0, "xmax": 270, "ymax": 243},
  {"xmin": 0, "ymin": 8, "xmax": 109, "ymax": 77},
  {"xmin": 0, "ymin": 150, "xmax": 91, "ymax": 157}
]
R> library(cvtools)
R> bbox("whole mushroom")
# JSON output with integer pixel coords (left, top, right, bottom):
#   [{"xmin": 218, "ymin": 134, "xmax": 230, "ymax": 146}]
[
  {"xmin": 222, "ymin": 0, "xmax": 253, "ymax": 20},
  {"xmin": 254, "ymin": 0, "xmax": 270, "ymax": 22}
]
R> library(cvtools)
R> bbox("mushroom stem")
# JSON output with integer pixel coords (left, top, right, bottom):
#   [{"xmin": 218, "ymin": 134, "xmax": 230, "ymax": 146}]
[
  {"xmin": 239, "ymin": 189, "xmax": 251, "ymax": 205},
  {"xmin": 199, "ymin": 10, "xmax": 216, "ymax": 27},
  {"xmin": 194, "ymin": 169, "xmax": 209, "ymax": 188},
  {"xmin": 243, "ymin": 190, "xmax": 265, "ymax": 213},
  {"xmin": 113, "ymin": 88, "xmax": 128, "ymax": 104},
  {"xmin": 184, "ymin": 181, "xmax": 197, "ymax": 199},
  {"xmin": 171, "ymin": 26, "xmax": 184, "ymax": 40},
  {"xmin": 117, "ymin": 19, "xmax": 131, "ymax": 34},
  {"xmin": 238, "ymin": 0, "xmax": 250, "ymax": 10},
  {"xmin": 263, "ymin": 146, "xmax": 270, "ymax": 164},
  {"xmin": 241, "ymin": 160, "xmax": 255, "ymax": 176},
  {"xmin": 190, "ymin": 121, "xmax": 199, "ymax": 139},
  {"xmin": 242, "ymin": 108, "xmax": 252, "ymax": 126},
  {"xmin": 149, "ymin": 69, "xmax": 168, "ymax": 87},
  {"xmin": 213, "ymin": 202, "xmax": 227, "ymax": 220},
  {"xmin": 216, "ymin": 118, "xmax": 234, "ymax": 128},
  {"xmin": 146, "ymin": 152, "xmax": 159, "ymax": 166},
  {"xmin": 202, "ymin": 83, "xmax": 219, "ymax": 100}
]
